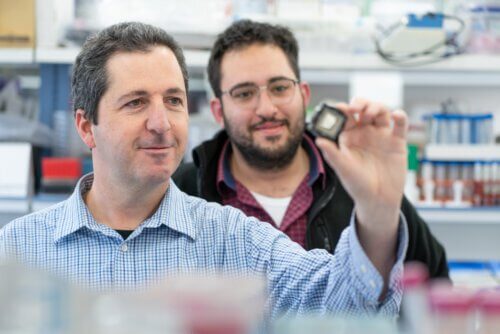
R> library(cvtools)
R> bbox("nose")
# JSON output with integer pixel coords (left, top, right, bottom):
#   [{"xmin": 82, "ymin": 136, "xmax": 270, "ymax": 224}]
[
  {"xmin": 254, "ymin": 88, "xmax": 278, "ymax": 118},
  {"xmin": 146, "ymin": 99, "xmax": 171, "ymax": 134}
]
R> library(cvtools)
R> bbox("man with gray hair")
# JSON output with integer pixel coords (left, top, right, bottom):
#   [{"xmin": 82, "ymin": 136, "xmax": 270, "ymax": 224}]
[{"xmin": 0, "ymin": 22, "xmax": 409, "ymax": 318}]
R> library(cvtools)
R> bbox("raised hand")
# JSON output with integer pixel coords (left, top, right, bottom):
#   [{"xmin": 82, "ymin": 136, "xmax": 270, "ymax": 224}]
[{"xmin": 315, "ymin": 98, "xmax": 409, "ymax": 287}]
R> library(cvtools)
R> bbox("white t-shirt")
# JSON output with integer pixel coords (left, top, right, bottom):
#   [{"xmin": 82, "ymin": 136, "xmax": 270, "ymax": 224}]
[{"xmin": 250, "ymin": 191, "xmax": 292, "ymax": 227}]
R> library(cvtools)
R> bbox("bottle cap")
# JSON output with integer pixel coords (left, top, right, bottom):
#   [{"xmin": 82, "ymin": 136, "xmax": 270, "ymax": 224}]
[
  {"xmin": 429, "ymin": 284, "xmax": 474, "ymax": 314},
  {"xmin": 403, "ymin": 262, "xmax": 429, "ymax": 289}
]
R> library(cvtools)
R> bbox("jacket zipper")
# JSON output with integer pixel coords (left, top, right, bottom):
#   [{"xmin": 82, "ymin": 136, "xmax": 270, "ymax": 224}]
[
  {"xmin": 319, "ymin": 222, "xmax": 332, "ymax": 253},
  {"xmin": 306, "ymin": 174, "xmax": 337, "ymax": 250}
]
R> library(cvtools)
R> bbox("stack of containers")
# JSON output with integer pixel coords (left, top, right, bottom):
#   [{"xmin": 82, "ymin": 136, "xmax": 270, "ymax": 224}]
[
  {"xmin": 418, "ymin": 112, "xmax": 499, "ymax": 207},
  {"xmin": 425, "ymin": 113, "xmax": 493, "ymax": 145},
  {"xmin": 400, "ymin": 262, "xmax": 500, "ymax": 334}
]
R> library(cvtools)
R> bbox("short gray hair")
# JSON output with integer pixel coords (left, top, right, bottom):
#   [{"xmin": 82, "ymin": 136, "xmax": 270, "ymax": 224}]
[{"xmin": 71, "ymin": 22, "xmax": 189, "ymax": 125}]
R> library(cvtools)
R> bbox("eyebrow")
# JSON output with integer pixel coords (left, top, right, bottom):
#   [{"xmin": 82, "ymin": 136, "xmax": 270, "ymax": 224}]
[
  {"xmin": 117, "ymin": 87, "xmax": 186, "ymax": 104},
  {"xmin": 227, "ymin": 76, "xmax": 296, "ymax": 91}
]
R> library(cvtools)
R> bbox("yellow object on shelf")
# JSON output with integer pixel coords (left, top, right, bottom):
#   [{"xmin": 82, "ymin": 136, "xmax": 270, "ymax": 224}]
[{"xmin": 0, "ymin": 0, "xmax": 35, "ymax": 48}]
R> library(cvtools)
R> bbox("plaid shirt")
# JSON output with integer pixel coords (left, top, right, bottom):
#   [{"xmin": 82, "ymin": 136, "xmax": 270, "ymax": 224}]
[
  {"xmin": 0, "ymin": 173, "xmax": 408, "ymax": 317},
  {"xmin": 217, "ymin": 135, "xmax": 325, "ymax": 247}
]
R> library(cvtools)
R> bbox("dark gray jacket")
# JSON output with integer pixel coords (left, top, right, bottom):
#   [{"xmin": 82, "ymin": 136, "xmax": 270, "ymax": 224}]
[{"xmin": 173, "ymin": 131, "xmax": 449, "ymax": 279}]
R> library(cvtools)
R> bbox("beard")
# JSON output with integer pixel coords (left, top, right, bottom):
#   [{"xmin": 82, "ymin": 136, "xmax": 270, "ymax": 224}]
[{"xmin": 223, "ymin": 109, "xmax": 306, "ymax": 171}]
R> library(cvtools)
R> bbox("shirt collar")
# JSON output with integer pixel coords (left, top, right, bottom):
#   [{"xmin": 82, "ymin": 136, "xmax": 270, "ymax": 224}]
[
  {"xmin": 53, "ymin": 173, "xmax": 96, "ymax": 243},
  {"xmin": 53, "ymin": 173, "xmax": 197, "ymax": 243},
  {"xmin": 150, "ymin": 180, "xmax": 197, "ymax": 240},
  {"xmin": 216, "ymin": 133, "xmax": 326, "ymax": 192}
]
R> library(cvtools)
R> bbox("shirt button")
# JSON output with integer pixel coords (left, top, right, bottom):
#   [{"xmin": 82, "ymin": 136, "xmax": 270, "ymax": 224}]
[
  {"xmin": 120, "ymin": 243, "xmax": 128, "ymax": 252},
  {"xmin": 369, "ymin": 280, "xmax": 376, "ymax": 289},
  {"xmin": 360, "ymin": 265, "xmax": 367, "ymax": 273}
]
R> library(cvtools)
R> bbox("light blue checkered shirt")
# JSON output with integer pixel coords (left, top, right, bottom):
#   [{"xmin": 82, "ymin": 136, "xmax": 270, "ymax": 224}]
[{"xmin": 0, "ymin": 174, "xmax": 408, "ymax": 318}]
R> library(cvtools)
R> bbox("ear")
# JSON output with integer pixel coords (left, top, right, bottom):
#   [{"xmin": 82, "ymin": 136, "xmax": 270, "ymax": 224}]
[
  {"xmin": 75, "ymin": 109, "xmax": 96, "ymax": 149},
  {"xmin": 299, "ymin": 81, "xmax": 312, "ymax": 107},
  {"xmin": 210, "ymin": 97, "xmax": 225, "ymax": 128}
]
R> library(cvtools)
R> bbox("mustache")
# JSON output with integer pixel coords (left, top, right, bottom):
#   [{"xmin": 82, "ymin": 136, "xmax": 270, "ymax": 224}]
[{"xmin": 250, "ymin": 117, "xmax": 288, "ymax": 130}]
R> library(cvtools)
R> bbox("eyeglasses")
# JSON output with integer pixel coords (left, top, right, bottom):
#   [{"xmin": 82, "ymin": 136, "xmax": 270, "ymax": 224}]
[{"xmin": 221, "ymin": 78, "xmax": 300, "ymax": 109}]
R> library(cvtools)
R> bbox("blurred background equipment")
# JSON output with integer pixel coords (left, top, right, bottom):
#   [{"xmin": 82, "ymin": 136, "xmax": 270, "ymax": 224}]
[{"xmin": 374, "ymin": 12, "xmax": 465, "ymax": 66}]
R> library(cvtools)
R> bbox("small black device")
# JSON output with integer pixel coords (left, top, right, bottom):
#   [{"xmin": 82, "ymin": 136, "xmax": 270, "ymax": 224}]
[{"xmin": 309, "ymin": 102, "xmax": 347, "ymax": 142}]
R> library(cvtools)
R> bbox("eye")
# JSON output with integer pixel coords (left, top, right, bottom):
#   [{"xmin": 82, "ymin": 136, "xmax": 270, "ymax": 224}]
[
  {"xmin": 270, "ymin": 82, "xmax": 291, "ymax": 95},
  {"xmin": 231, "ymin": 87, "xmax": 256, "ymax": 101},
  {"xmin": 166, "ymin": 96, "xmax": 183, "ymax": 106},
  {"xmin": 124, "ymin": 98, "xmax": 144, "ymax": 108}
]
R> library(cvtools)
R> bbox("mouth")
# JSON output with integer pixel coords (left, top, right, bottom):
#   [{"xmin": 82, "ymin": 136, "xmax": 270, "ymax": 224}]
[
  {"xmin": 142, "ymin": 146, "xmax": 170, "ymax": 150},
  {"xmin": 139, "ymin": 144, "xmax": 175, "ymax": 153},
  {"xmin": 252, "ymin": 121, "xmax": 287, "ymax": 136}
]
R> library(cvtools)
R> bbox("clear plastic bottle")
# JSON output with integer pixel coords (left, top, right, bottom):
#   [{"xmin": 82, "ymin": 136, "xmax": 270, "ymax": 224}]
[
  {"xmin": 400, "ymin": 262, "xmax": 432, "ymax": 334},
  {"xmin": 477, "ymin": 290, "xmax": 500, "ymax": 334},
  {"xmin": 429, "ymin": 284, "xmax": 475, "ymax": 334}
]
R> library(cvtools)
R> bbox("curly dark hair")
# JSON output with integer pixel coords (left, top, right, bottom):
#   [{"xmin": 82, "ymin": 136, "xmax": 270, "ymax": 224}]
[{"xmin": 207, "ymin": 19, "xmax": 300, "ymax": 98}]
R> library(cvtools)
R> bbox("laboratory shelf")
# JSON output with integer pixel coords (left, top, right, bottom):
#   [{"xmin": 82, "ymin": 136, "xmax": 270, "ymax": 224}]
[
  {"xmin": 417, "ymin": 206, "xmax": 500, "ymax": 224},
  {"xmin": 300, "ymin": 53, "xmax": 500, "ymax": 72},
  {"xmin": 0, "ymin": 198, "xmax": 30, "ymax": 227},
  {"xmin": 31, "ymin": 193, "xmax": 69, "ymax": 212},
  {"xmin": 0, "ymin": 198, "xmax": 30, "ymax": 213},
  {"xmin": 33, "ymin": 48, "xmax": 500, "ymax": 86},
  {"xmin": 35, "ymin": 47, "xmax": 79, "ymax": 64},
  {"xmin": 416, "ymin": 207, "xmax": 500, "ymax": 261},
  {"xmin": 0, "ymin": 48, "xmax": 34, "ymax": 64},
  {"xmin": 425, "ymin": 144, "xmax": 500, "ymax": 161}
]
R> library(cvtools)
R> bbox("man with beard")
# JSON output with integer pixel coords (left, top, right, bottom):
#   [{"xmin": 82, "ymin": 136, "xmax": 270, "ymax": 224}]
[{"xmin": 173, "ymin": 19, "xmax": 449, "ymax": 279}]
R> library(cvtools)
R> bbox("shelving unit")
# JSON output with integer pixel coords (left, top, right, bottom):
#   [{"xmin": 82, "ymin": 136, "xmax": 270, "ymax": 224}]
[
  {"xmin": 426, "ymin": 144, "xmax": 500, "ymax": 161},
  {"xmin": 418, "ymin": 207, "xmax": 500, "ymax": 224},
  {"xmin": 35, "ymin": 47, "xmax": 79, "ymax": 64},
  {"xmin": 33, "ymin": 48, "xmax": 500, "ymax": 83},
  {"xmin": 0, "ymin": 199, "xmax": 30, "ymax": 228},
  {"xmin": 418, "ymin": 207, "xmax": 500, "ymax": 261},
  {"xmin": 0, "ymin": 48, "xmax": 34, "ymax": 64}
]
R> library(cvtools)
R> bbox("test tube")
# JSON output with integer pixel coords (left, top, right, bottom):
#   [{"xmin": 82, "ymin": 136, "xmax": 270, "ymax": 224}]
[
  {"xmin": 460, "ymin": 115, "xmax": 472, "ymax": 144},
  {"xmin": 420, "ymin": 160, "xmax": 435, "ymax": 203},
  {"xmin": 494, "ymin": 161, "xmax": 500, "ymax": 206},
  {"xmin": 461, "ymin": 162, "xmax": 474, "ymax": 204},
  {"xmin": 447, "ymin": 114, "xmax": 462, "ymax": 144},
  {"xmin": 448, "ymin": 162, "xmax": 461, "ymax": 202},
  {"xmin": 434, "ymin": 161, "xmax": 448, "ymax": 203},
  {"xmin": 473, "ymin": 161, "xmax": 484, "ymax": 206},
  {"xmin": 483, "ymin": 162, "xmax": 494, "ymax": 206},
  {"xmin": 437, "ymin": 114, "xmax": 448, "ymax": 144},
  {"xmin": 482, "ymin": 114, "xmax": 494, "ymax": 144}
]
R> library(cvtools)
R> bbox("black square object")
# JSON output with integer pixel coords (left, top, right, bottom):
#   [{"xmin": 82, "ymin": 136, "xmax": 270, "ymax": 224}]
[{"xmin": 310, "ymin": 102, "xmax": 347, "ymax": 142}]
